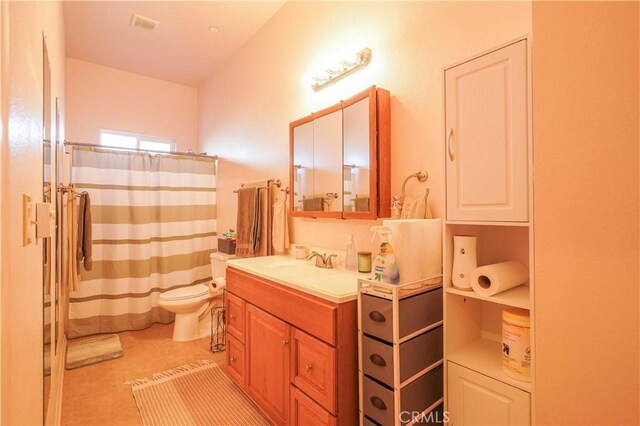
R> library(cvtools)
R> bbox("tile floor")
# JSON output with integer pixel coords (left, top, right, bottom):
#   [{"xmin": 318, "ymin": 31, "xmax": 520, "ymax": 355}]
[{"xmin": 61, "ymin": 323, "xmax": 227, "ymax": 425}]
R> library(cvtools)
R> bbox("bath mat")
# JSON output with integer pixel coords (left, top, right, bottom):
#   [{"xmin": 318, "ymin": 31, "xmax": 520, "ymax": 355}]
[
  {"xmin": 128, "ymin": 360, "xmax": 271, "ymax": 426},
  {"xmin": 65, "ymin": 333, "xmax": 124, "ymax": 370}
]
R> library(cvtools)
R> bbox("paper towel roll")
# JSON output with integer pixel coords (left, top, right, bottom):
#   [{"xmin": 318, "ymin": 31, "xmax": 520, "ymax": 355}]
[
  {"xmin": 209, "ymin": 277, "xmax": 226, "ymax": 296},
  {"xmin": 470, "ymin": 261, "xmax": 528, "ymax": 296},
  {"xmin": 383, "ymin": 218, "xmax": 442, "ymax": 286}
]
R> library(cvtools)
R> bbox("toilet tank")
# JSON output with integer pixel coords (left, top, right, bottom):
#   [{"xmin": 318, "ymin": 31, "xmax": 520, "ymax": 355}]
[{"xmin": 210, "ymin": 252, "xmax": 235, "ymax": 279}]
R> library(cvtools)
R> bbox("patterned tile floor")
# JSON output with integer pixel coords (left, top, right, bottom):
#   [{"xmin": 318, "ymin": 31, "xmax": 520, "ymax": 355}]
[{"xmin": 61, "ymin": 323, "xmax": 226, "ymax": 425}]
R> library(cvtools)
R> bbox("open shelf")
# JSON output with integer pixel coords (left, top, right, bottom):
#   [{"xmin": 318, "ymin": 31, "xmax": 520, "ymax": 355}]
[
  {"xmin": 446, "ymin": 285, "xmax": 530, "ymax": 310},
  {"xmin": 445, "ymin": 220, "xmax": 530, "ymax": 227},
  {"xmin": 447, "ymin": 338, "xmax": 531, "ymax": 393}
]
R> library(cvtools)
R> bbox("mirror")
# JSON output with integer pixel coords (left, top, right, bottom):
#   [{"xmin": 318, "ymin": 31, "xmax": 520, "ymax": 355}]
[
  {"xmin": 42, "ymin": 36, "xmax": 52, "ymax": 419},
  {"xmin": 290, "ymin": 86, "xmax": 390, "ymax": 219}
]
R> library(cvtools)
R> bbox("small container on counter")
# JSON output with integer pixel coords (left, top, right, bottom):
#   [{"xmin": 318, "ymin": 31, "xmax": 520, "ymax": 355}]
[
  {"xmin": 294, "ymin": 245, "xmax": 307, "ymax": 259},
  {"xmin": 358, "ymin": 251, "xmax": 372, "ymax": 273}
]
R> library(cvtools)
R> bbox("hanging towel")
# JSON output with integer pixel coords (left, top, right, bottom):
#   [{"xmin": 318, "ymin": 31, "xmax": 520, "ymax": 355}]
[
  {"xmin": 236, "ymin": 187, "xmax": 259, "ymax": 258},
  {"xmin": 255, "ymin": 186, "xmax": 273, "ymax": 257},
  {"xmin": 272, "ymin": 194, "xmax": 290, "ymax": 254},
  {"xmin": 400, "ymin": 197, "xmax": 427, "ymax": 219},
  {"xmin": 77, "ymin": 191, "xmax": 93, "ymax": 271},
  {"xmin": 65, "ymin": 187, "xmax": 80, "ymax": 292}
]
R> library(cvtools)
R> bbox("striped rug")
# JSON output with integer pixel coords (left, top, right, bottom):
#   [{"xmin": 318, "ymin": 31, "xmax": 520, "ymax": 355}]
[{"xmin": 128, "ymin": 360, "xmax": 271, "ymax": 425}]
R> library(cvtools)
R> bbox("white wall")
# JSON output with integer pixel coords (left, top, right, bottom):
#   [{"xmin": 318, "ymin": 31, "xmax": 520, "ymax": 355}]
[
  {"xmin": 66, "ymin": 58, "xmax": 199, "ymax": 152},
  {"xmin": 0, "ymin": 1, "xmax": 66, "ymax": 424},
  {"xmin": 199, "ymin": 1, "xmax": 532, "ymax": 253}
]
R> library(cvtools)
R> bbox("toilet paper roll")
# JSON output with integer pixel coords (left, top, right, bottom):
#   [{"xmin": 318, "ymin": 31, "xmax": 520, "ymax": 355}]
[
  {"xmin": 208, "ymin": 277, "xmax": 226, "ymax": 296},
  {"xmin": 470, "ymin": 261, "xmax": 528, "ymax": 296}
]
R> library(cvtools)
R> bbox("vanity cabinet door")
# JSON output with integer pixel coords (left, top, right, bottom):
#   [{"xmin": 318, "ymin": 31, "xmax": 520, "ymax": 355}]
[
  {"xmin": 291, "ymin": 386, "xmax": 337, "ymax": 426},
  {"xmin": 445, "ymin": 40, "xmax": 528, "ymax": 222},
  {"xmin": 246, "ymin": 304, "xmax": 291, "ymax": 426}
]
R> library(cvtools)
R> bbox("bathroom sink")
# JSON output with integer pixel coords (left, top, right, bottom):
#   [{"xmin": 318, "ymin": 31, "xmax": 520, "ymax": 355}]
[{"xmin": 227, "ymin": 255, "xmax": 367, "ymax": 303}]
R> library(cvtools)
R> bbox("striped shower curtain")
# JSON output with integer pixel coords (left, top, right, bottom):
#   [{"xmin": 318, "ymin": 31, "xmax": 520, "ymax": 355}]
[{"xmin": 68, "ymin": 146, "xmax": 217, "ymax": 338}]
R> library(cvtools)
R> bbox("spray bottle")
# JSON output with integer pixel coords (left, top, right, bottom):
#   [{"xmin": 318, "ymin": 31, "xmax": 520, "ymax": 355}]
[{"xmin": 370, "ymin": 226, "xmax": 400, "ymax": 284}]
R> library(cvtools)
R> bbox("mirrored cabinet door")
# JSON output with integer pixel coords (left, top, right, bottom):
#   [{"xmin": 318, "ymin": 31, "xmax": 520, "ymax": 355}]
[
  {"xmin": 343, "ymin": 94, "xmax": 373, "ymax": 217},
  {"xmin": 312, "ymin": 109, "xmax": 342, "ymax": 213},
  {"xmin": 292, "ymin": 120, "xmax": 314, "ymax": 212}
]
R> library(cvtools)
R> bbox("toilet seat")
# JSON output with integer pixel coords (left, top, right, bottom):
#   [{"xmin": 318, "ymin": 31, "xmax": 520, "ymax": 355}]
[{"xmin": 159, "ymin": 284, "xmax": 209, "ymax": 302}]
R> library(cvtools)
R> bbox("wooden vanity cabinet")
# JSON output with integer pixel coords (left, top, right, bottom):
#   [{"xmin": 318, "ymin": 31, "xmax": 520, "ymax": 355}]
[{"xmin": 225, "ymin": 267, "xmax": 358, "ymax": 426}]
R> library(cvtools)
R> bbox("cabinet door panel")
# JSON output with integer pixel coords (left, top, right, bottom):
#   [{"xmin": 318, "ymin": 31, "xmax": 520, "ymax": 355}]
[
  {"xmin": 445, "ymin": 40, "xmax": 528, "ymax": 222},
  {"xmin": 246, "ymin": 304, "xmax": 291, "ymax": 425},
  {"xmin": 448, "ymin": 362, "xmax": 530, "ymax": 425}
]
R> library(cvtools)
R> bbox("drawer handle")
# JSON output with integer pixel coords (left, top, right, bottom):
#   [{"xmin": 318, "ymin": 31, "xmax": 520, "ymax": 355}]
[
  {"xmin": 282, "ymin": 339, "xmax": 289, "ymax": 345},
  {"xmin": 230, "ymin": 357, "xmax": 237, "ymax": 363},
  {"xmin": 370, "ymin": 354, "xmax": 387, "ymax": 367},
  {"xmin": 304, "ymin": 364, "xmax": 313, "ymax": 372},
  {"xmin": 370, "ymin": 396, "xmax": 387, "ymax": 411},
  {"xmin": 369, "ymin": 311, "xmax": 386, "ymax": 323},
  {"xmin": 230, "ymin": 314, "xmax": 236, "ymax": 320}
]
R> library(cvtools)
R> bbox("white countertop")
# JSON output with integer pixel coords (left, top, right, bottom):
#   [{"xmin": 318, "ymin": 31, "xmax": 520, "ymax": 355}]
[{"xmin": 226, "ymin": 255, "xmax": 372, "ymax": 303}]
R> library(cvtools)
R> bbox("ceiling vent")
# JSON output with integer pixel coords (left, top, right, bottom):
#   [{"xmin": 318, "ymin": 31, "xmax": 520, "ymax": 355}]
[{"xmin": 129, "ymin": 13, "xmax": 159, "ymax": 32}]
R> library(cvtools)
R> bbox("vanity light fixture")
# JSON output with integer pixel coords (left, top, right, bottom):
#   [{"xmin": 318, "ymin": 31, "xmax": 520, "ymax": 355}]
[{"xmin": 311, "ymin": 48, "xmax": 372, "ymax": 92}]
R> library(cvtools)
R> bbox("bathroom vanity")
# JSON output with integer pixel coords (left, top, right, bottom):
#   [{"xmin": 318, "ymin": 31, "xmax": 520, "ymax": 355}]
[{"xmin": 224, "ymin": 257, "xmax": 361, "ymax": 426}]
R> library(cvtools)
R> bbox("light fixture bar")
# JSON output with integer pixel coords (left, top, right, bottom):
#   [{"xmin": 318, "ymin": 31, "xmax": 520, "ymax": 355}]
[{"xmin": 311, "ymin": 48, "xmax": 372, "ymax": 92}]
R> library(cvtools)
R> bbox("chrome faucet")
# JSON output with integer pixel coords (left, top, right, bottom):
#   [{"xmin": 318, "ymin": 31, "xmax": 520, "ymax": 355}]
[{"xmin": 306, "ymin": 251, "xmax": 338, "ymax": 269}]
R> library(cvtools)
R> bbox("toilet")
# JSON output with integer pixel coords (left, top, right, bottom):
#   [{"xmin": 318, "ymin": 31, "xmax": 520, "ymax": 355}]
[{"xmin": 158, "ymin": 252, "xmax": 234, "ymax": 342}]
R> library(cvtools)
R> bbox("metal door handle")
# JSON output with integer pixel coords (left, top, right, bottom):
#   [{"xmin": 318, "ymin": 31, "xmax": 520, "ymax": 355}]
[
  {"xmin": 447, "ymin": 128, "xmax": 455, "ymax": 161},
  {"xmin": 369, "ymin": 311, "xmax": 386, "ymax": 323},
  {"xmin": 370, "ymin": 396, "xmax": 387, "ymax": 411},
  {"xmin": 370, "ymin": 354, "xmax": 387, "ymax": 367}
]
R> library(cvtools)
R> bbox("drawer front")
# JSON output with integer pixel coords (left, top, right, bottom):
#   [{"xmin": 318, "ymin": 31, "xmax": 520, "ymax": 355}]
[
  {"xmin": 363, "ymin": 364, "xmax": 443, "ymax": 425},
  {"xmin": 226, "ymin": 292, "xmax": 246, "ymax": 342},
  {"xmin": 361, "ymin": 287, "xmax": 442, "ymax": 343},
  {"xmin": 362, "ymin": 325, "xmax": 443, "ymax": 386},
  {"xmin": 227, "ymin": 268, "xmax": 337, "ymax": 345},
  {"xmin": 290, "ymin": 386, "xmax": 337, "ymax": 426},
  {"xmin": 291, "ymin": 328, "xmax": 336, "ymax": 413},
  {"xmin": 226, "ymin": 334, "xmax": 245, "ymax": 388}
]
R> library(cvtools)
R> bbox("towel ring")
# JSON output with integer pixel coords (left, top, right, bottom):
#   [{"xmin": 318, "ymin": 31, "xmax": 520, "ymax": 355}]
[{"xmin": 400, "ymin": 171, "xmax": 428, "ymax": 200}]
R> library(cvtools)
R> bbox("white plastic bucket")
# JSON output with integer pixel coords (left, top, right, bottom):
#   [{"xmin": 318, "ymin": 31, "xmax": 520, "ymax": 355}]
[{"xmin": 502, "ymin": 308, "xmax": 531, "ymax": 382}]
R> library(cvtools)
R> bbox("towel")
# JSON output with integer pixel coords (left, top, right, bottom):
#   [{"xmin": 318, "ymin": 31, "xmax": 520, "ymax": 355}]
[
  {"xmin": 77, "ymin": 191, "xmax": 93, "ymax": 271},
  {"xmin": 64, "ymin": 187, "xmax": 80, "ymax": 292},
  {"xmin": 400, "ymin": 196, "xmax": 427, "ymax": 219},
  {"xmin": 272, "ymin": 194, "xmax": 289, "ymax": 254},
  {"xmin": 235, "ymin": 187, "xmax": 259, "ymax": 258}
]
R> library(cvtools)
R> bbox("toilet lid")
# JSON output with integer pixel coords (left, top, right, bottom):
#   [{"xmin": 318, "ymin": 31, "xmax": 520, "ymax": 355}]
[{"xmin": 159, "ymin": 284, "xmax": 209, "ymax": 301}]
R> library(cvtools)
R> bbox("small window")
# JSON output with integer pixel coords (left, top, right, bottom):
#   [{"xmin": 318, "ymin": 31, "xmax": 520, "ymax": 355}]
[{"xmin": 100, "ymin": 129, "xmax": 175, "ymax": 153}]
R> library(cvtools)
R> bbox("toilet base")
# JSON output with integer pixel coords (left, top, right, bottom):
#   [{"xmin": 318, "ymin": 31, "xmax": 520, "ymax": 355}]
[{"xmin": 172, "ymin": 313, "xmax": 201, "ymax": 342}]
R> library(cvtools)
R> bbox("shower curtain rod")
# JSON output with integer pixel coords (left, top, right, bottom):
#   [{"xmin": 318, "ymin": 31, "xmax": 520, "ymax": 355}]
[{"xmin": 64, "ymin": 140, "xmax": 219, "ymax": 160}]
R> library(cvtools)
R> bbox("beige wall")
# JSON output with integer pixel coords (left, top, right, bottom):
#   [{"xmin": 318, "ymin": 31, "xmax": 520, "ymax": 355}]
[
  {"xmin": 532, "ymin": 1, "xmax": 639, "ymax": 424},
  {"xmin": 0, "ymin": 1, "xmax": 66, "ymax": 424},
  {"xmin": 66, "ymin": 58, "xmax": 198, "ymax": 152},
  {"xmin": 199, "ymin": 1, "xmax": 532, "ymax": 252}
]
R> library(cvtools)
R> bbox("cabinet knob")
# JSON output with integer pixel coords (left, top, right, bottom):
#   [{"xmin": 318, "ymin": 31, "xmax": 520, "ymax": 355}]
[
  {"xmin": 282, "ymin": 339, "xmax": 289, "ymax": 345},
  {"xmin": 230, "ymin": 357, "xmax": 236, "ymax": 363},
  {"xmin": 230, "ymin": 314, "xmax": 236, "ymax": 320},
  {"xmin": 369, "ymin": 311, "xmax": 386, "ymax": 323},
  {"xmin": 304, "ymin": 364, "xmax": 313, "ymax": 372}
]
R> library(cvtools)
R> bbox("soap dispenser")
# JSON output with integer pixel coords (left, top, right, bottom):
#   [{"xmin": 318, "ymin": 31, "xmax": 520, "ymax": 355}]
[{"xmin": 345, "ymin": 234, "xmax": 357, "ymax": 271}]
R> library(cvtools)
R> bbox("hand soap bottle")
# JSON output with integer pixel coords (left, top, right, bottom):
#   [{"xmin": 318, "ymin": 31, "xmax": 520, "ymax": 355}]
[
  {"xmin": 345, "ymin": 234, "xmax": 357, "ymax": 271},
  {"xmin": 370, "ymin": 226, "xmax": 400, "ymax": 284}
]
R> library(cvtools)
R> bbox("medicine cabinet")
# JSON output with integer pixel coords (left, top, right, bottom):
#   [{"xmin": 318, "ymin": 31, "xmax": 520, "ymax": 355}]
[{"xmin": 289, "ymin": 86, "xmax": 390, "ymax": 220}]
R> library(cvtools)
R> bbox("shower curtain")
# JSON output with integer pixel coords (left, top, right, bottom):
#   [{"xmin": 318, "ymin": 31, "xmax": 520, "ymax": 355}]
[{"xmin": 68, "ymin": 146, "xmax": 217, "ymax": 338}]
